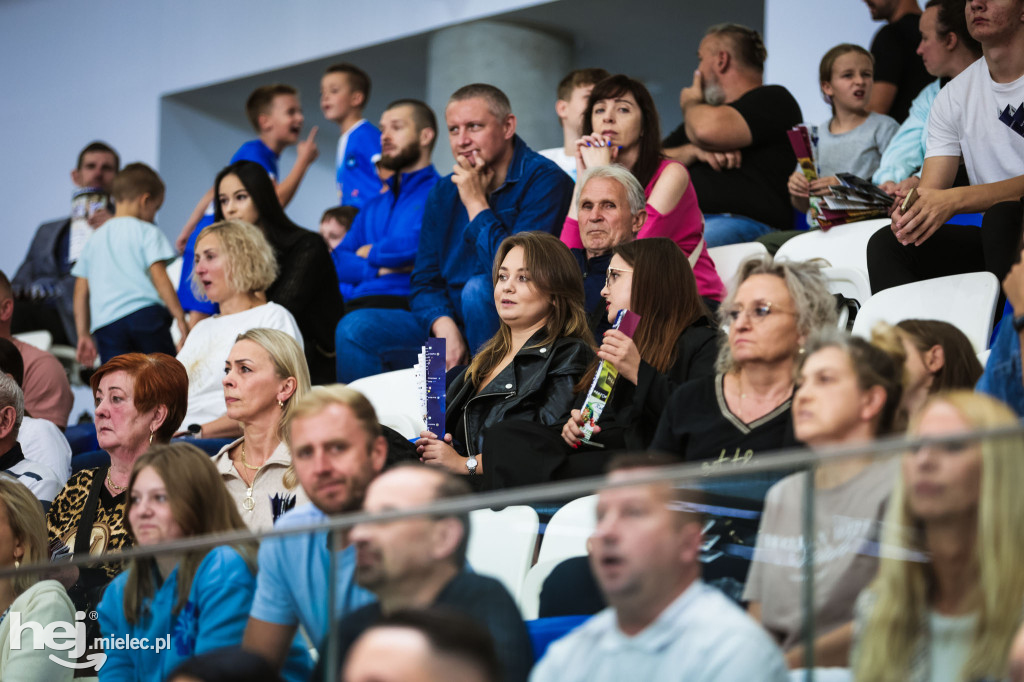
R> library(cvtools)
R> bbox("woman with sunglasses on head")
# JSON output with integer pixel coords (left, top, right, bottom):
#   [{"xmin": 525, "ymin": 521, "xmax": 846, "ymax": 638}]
[
  {"xmin": 558, "ymin": 74, "xmax": 725, "ymax": 305},
  {"xmin": 651, "ymin": 255, "xmax": 837, "ymax": 466},
  {"xmin": 560, "ymin": 238, "xmax": 718, "ymax": 462}
]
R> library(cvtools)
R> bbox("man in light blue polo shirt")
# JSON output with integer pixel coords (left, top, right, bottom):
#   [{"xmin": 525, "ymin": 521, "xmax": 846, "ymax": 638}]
[
  {"xmin": 531, "ymin": 455, "xmax": 787, "ymax": 682},
  {"xmin": 243, "ymin": 385, "xmax": 387, "ymax": 672}
]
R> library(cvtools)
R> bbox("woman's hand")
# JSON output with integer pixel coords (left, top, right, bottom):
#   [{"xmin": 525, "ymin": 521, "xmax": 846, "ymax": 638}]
[
  {"xmin": 561, "ymin": 408, "xmax": 599, "ymax": 448},
  {"xmin": 598, "ymin": 330, "xmax": 641, "ymax": 385},
  {"xmin": 416, "ymin": 431, "xmax": 467, "ymax": 474},
  {"xmin": 575, "ymin": 134, "xmax": 618, "ymax": 170}
]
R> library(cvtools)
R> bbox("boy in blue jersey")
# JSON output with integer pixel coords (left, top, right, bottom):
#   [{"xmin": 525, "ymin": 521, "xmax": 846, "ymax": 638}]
[
  {"xmin": 321, "ymin": 63, "xmax": 382, "ymax": 209},
  {"xmin": 174, "ymin": 84, "xmax": 319, "ymax": 320}
]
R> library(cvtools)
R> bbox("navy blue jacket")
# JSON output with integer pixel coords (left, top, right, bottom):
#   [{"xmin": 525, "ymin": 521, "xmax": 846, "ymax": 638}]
[{"xmin": 410, "ymin": 135, "xmax": 574, "ymax": 334}]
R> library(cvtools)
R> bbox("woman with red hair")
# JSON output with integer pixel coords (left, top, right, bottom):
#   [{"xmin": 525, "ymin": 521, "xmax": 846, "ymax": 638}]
[{"xmin": 46, "ymin": 352, "xmax": 188, "ymax": 663}]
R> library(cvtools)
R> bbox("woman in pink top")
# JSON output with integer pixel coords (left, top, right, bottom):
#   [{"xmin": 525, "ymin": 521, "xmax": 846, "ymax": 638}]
[{"xmin": 559, "ymin": 74, "xmax": 725, "ymax": 302}]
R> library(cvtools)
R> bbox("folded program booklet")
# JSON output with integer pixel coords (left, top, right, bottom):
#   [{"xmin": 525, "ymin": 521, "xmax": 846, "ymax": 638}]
[{"xmin": 578, "ymin": 309, "xmax": 641, "ymax": 446}]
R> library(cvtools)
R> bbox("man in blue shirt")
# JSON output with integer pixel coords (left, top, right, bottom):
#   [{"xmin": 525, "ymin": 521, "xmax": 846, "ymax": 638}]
[
  {"xmin": 331, "ymin": 99, "xmax": 440, "ymax": 315},
  {"xmin": 242, "ymin": 385, "xmax": 387, "ymax": 672},
  {"xmin": 336, "ymin": 84, "xmax": 574, "ymax": 381}
]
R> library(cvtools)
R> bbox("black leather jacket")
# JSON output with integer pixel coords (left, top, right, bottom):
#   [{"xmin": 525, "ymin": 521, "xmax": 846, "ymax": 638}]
[{"xmin": 446, "ymin": 332, "xmax": 594, "ymax": 460}]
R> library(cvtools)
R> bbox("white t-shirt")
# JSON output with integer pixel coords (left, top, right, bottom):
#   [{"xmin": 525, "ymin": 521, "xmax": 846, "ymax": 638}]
[
  {"xmin": 2, "ymin": 454, "xmax": 62, "ymax": 505},
  {"xmin": 18, "ymin": 416, "xmax": 71, "ymax": 486},
  {"xmin": 177, "ymin": 303, "xmax": 302, "ymax": 426},
  {"xmin": 926, "ymin": 57, "xmax": 1024, "ymax": 185},
  {"xmin": 538, "ymin": 147, "xmax": 577, "ymax": 180}
]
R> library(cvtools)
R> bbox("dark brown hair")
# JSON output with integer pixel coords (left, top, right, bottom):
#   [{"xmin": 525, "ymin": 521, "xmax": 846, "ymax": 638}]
[
  {"xmin": 466, "ymin": 232, "xmax": 592, "ymax": 388},
  {"xmin": 582, "ymin": 75, "xmax": 662, "ymax": 189},
  {"xmin": 111, "ymin": 162, "xmax": 165, "ymax": 203},
  {"xmin": 897, "ymin": 319, "xmax": 983, "ymax": 392},
  {"xmin": 325, "ymin": 63, "xmax": 372, "ymax": 102}
]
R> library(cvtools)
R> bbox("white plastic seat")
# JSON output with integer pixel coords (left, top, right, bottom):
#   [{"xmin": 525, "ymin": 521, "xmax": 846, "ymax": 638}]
[
  {"xmin": 708, "ymin": 242, "xmax": 768, "ymax": 291},
  {"xmin": 347, "ymin": 368, "xmax": 425, "ymax": 439},
  {"xmin": 467, "ymin": 506, "xmax": 539, "ymax": 603},
  {"xmin": 536, "ymin": 494, "xmax": 598, "ymax": 567},
  {"xmin": 12, "ymin": 330, "xmax": 53, "ymax": 352},
  {"xmin": 775, "ymin": 217, "xmax": 890, "ymax": 279},
  {"xmin": 851, "ymin": 272, "xmax": 999, "ymax": 353},
  {"xmin": 518, "ymin": 559, "xmax": 562, "ymax": 620}
]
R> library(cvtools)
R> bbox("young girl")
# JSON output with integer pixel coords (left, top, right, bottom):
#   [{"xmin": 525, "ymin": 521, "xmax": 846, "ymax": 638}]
[
  {"xmin": 96, "ymin": 443, "xmax": 311, "ymax": 681},
  {"xmin": 788, "ymin": 44, "xmax": 899, "ymax": 216}
]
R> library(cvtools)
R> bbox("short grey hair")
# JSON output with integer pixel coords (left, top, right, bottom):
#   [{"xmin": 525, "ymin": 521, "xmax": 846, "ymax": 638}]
[
  {"xmin": 448, "ymin": 83, "xmax": 512, "ymax": 121},
  {"xmin": 716, "ymin": 255, "xmax": 838, "ymax": 373},
  {"xmin": 0, "ymin": 373, "xmax": 24, "ymax": 436},
  {"xmin": 577, "ymin": 165, "xmax": 647, "ymax": 216}
]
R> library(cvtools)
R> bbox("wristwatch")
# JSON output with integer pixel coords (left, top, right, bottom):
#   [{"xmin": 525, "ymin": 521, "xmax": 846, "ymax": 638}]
[
  {"xmin": 465, "ymin": 456, "xmax": 478, "ymax": 475},
  {"xmin": 187, "ymin": 423, "xmax": 202, "ymax": 439},
  {"xmin": 1013, "ymin": 315, "xmax": 1024, "ymax": 333}
]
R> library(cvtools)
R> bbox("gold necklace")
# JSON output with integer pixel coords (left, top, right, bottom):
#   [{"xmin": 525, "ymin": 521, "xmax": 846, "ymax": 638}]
[
  {"xmin": 238, "ymin": 442, "xmax": 265, "ymax": 512},
  {"xmin": 106, "ymin": 471, "xmax": 126, "ymax": 492}
]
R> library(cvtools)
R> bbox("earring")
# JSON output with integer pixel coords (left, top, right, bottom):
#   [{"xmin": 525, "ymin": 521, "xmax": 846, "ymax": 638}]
[
  {"xmin": 14, "ymin": 559, "xmax": 19, "ymax": 569},
  {"xmin": 278, "ymin": 399, "xmax": 285, "ymax": 408},
  {"xmin": 149, "ymin": 431, "xmax": 155, "ymax": 444}
]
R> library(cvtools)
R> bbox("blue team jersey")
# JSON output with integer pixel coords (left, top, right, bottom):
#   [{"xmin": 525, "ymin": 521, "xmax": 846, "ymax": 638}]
[{"xmin": 336, "ymin": 120, "xmax": 382, "ymax": 209}]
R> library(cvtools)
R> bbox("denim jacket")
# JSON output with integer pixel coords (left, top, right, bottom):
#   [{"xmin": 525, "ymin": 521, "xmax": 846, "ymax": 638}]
[{"xmin": 977, "ymin": 315, "xmax": 1024, "ymax": 417}]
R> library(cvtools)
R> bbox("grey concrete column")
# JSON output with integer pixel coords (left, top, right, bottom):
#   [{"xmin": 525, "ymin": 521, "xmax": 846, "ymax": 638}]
[{"xmin": 427, "ymin": 20, "xmax": 571, "ymax": 169}]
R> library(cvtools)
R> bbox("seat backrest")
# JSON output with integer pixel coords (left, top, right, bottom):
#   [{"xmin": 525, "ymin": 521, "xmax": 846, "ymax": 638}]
[
  {"xmin": 347, "ymin": 368, "xmax": 426, "ymax": 438},
  {"xmin": 851, "ymin": 272, "xmax": 1000, "ymax": 352},
  {"xmin": 12, "ymin": 330, "xmax": 53, "ymax": 352},
  {"xmin": 775, "ymin": 217, "xmax": 890, "ymax": 277},
  {"xmin": 537, "ymin": 495, "xmax": 598, "ymax": 566},
  {"xmin": 708, "ymin": 242, "xmax": 768, "ymax": 292},
  {"xmin": 518, "ymin": 559, "xmax": 562, "ymax": 620},
  {"xmin": 467, "ymin": 506, "xmax": 539, "ymax": 603}
]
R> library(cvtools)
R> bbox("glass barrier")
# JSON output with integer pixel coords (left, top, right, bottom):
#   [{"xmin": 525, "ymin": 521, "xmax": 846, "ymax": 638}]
[{"xmin": 2, "ymin": 423, "xmax": 1021, "ymax": 682}]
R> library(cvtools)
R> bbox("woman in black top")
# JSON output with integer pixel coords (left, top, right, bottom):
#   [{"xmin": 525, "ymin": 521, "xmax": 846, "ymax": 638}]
[
  {"xmin": 416, "ymin": 231, "xmax": 593, "ymax": 487},
  {"xmin": 562, "ymin": 237, "xmax": 719, "ymax": 455},
  {"xmin": 214, "ymin": 160, "xmax": 343, "ymax": 384},
  {"xmin": 650, "ymin": 255, "xmax": 837, "ymax": 468}
]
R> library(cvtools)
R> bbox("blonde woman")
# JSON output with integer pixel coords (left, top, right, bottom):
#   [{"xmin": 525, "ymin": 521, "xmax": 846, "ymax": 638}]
[
  {"xmin": 853, "ymin": 391, "xmax": 1024, "ymax": 681},
  {"xmin": 175, "ymin": 219, "xmax": 303, "ymax": 440},
  {"xmin": 0, "ymin": 477, "xmax": 75, "ymax": 680},
  {"xmin": 211, "ymin": 329, "xmax": 311, "ymax": 529}
]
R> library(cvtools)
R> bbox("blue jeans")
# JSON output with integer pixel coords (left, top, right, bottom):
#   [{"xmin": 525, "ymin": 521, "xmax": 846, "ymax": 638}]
[
  {"xmin": 461, "ymin": 273, "xmax": 500, "ymax": 353},
  {"xmin": 335, "ymin": 309, "xmax": 425, "ymax": 382},
  {"xmin": 704, "ymin": 214, "xmax": 775, "ymax": 247},
  {"xmin": 93, "ymin": 305, "xmax": 175, "ymax": 362}
]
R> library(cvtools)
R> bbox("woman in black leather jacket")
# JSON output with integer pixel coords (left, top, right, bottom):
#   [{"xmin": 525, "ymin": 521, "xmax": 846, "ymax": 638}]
[{"xmin": 416, "ymin": 231, "xmax": 594, "ymax": 485}]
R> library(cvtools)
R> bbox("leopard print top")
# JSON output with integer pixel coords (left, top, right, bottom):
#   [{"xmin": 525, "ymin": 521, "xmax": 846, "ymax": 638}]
[{"xmin": 47, "ymin": 468, "xmax": 133, "ymax": 580}]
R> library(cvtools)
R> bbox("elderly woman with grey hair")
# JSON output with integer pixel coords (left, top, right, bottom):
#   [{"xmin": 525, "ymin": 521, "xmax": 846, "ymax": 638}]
[{"xmin": 651, "ymin": 254, "xmax": 837, "ymax": 466}]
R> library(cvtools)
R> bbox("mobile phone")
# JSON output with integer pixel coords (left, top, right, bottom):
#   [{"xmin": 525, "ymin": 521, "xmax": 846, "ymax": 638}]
[{"xmin": 901, "ymin": 187, "xmax": 919, "ymax": 212}]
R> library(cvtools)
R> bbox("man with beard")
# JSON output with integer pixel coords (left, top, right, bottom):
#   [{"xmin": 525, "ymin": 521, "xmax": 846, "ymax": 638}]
[
  {"xmin": 331, "ymin": 99, "xmax": 440, "ymax": 311},
  {"xmin": 663, "ymin": 24, "xmax": 803, "ymax": 247},
  {"xmin": 243, "ymin": 385, "xmax": 388, "ymax": 673}
]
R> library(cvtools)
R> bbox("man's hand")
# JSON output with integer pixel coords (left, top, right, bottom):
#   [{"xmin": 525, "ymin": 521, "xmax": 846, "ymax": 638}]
[
  {"xmin": 355, "ymin": 244, "xmax": 372, "ymax": 259},
  {"xmin": 87, "ymin": 207, "xmax": 112, "ymax": 229},
  {"xmin": 679, "ymin": 69, "xmax": 705, "ymax": 113},
  {"xmin": 295, "ymin": 126, "xmax": 319, "ymax": 168},
  {"xmin": 431, "ymin": 316, "xmax": 469, "ymax": 370},
  {"xmin": 28, "ymin": 277, "xmax": 61, "ymax": 300},
  {"xmin": 76, "ymin": 335, "xmax": 97, "ymax": 367},
  {"xmin": 693, "ymin": 146, "xmax": 742, "ymax": 172},
  {"xmin": 1004, "ymin": 251, "xmax": 1024, "ymax": 314},
  {"xmin": 451, "ymin": 154, "xmax": 493, "ymax": 220},
  {"xmin": 890, "ymin": 187, "xmax": 961, "ymax": 247}
]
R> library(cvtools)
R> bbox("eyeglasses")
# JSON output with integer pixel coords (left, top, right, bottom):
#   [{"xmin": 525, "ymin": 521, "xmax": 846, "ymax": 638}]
[
  {"xmin": 725, "ymin": 300, "xmax": 796, "ymax": 324},
  {"xmin": 605, "ymin": 267, "xmax": 634, "ymax": 287}
]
